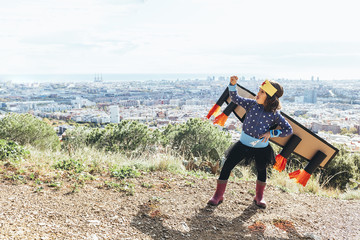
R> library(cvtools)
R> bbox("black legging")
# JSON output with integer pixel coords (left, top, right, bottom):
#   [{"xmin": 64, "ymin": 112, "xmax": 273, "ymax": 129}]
[{"xmin": 219, "ymin": 141, "xmax": 273, "ymax": 182}]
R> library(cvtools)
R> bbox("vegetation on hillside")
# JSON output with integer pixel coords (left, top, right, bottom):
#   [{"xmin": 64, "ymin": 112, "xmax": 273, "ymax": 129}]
[{"xmin": 0, "ymin": 113, "xmax": 359, "ymax": 199}]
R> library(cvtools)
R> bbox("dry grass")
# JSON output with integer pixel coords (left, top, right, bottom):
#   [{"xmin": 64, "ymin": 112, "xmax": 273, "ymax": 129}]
[
  {"xmin": 340, "ymin": 189, "xmax": 360, "ymax": 200},
  {"xmin": 2, "ymin": 145, "xmax": 359, "ymax": 199},
  {"xmin": 24, "ymin": 145, "xmax": 185, "ymax": 176},
  {"xmin": 269, "ymin": 169, "xmax": 345, "ymax": 198}
]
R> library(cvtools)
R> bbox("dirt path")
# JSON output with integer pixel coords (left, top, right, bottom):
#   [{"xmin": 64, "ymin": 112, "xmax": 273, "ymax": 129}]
[{"xmin": 0, "ymin": 172, "xmax": 359, "ymax": 240}]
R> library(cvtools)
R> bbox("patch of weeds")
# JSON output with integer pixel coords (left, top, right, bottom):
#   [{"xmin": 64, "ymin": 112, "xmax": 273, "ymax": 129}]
[
  {"xmin": 88, "ymin": 160, "xmax": 104, "ymax": 175},
  {"xmin": 133, "ymin": 163, "xmax": 149, "ymax": 172},
  {"xmin": 230, "ymin": 190, "xmax": 237, "ymax": 196},
  {"xmin": 76, "ymin": 172, "xmax": 96, "ymax": 185},
  {"xmin": 248, "ymin": 189, "xmax": 255, "ymax": 196},
  {"xmin": 16, "ymin": 169, "xmax": 26, "ymax": 175},
  {"xmin": 70, "ymin": 182, "xmax": 82, "ymax": 193},
  {"xmin": 159, "ymin": 176, "xmax": 170, "ymax": 181},
  {"xmin": 160, "ymin": 182, "xmax": 171, "ymax": 190},
  {"xmin": 141, "ymin": 182, "xmax": 154, "ymax": 189},
  {"xmin": 150, "ymin": 196, "xmax": 164, "ymax": 203},
  {"xmin": 3, "ymin": 174, "xmax": 27, "ymax": 185},
  {"xmin": 29, "ymin": 172, "xmax": 37, "ymax": 180},
  {"xmin": 54, "ymin": 158, "xmax": 84, "ymax": 173},
  {"xmin": 185, "ymin": 181, "xmax": 195, "ymax": 187},
  {"xmin": 34, "ymin": 186, "xmax": 44, "ymax": 193},
  {"xmin": 35, "ymin": 179, "xmax": 43, "ymax": 185},
  {"xmin": 48, "ymin": 181, "xmax": 62, "ymax": 190},
  {"xmin": 103, "ymin": 180, "xmax": 135, "ymax": 196},
  {"xmin": 110, "ymin": 165, "xmax": 140, "ymax": 180},
  {"xmin": 0, "ymin": 139, "xmax": 30, "ymax": 163},
  {"xmin": 277, "ymin": 185, "xmax": 290, "ymax": 193},
  {"xmin": 186, "ymin": 170, "xmax": 209, "ymax": 179}
]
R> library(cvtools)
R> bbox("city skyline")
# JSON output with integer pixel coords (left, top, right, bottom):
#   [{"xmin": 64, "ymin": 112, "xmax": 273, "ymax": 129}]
[{"xmin": 1, "ymin": 0, "xmax": 360, "ymax": 80}]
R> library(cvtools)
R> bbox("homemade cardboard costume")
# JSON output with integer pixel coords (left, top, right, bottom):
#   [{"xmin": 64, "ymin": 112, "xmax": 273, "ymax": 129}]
[{"xmin": 207, "ymin": 82, "xmax": 339, "ymax": 187}]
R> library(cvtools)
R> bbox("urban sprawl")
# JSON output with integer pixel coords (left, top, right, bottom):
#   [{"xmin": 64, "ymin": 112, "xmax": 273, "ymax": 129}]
[{"xmin": 1, "ymin": 76, "xmax": 359, "ymax": 152}]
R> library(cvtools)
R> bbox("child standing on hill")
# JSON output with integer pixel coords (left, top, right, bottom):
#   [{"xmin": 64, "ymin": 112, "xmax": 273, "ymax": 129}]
[{"xmin": 208, "ymin": 76, "xmax": 293, "ymax": 208}]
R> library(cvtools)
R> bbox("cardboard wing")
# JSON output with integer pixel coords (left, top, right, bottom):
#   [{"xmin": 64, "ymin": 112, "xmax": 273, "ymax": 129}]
[{"xmin": 209, "ymin": 84, "xmax": 339, "ymax": 169}]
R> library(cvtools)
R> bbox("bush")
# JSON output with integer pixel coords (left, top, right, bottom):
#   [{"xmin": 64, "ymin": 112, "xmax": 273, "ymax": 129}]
[
  {"xmin": 165, "ymin": 118, "xmax": 232, "ymax": 160},
  {"xmin": 54, "ymin": 158, "xmax": 85, "ymax": 173},
  {"xmin": 318, "ymin": 145, "xmax": 360, "ymax": 190},
  {"xmin": 0, "ymin": 113, "xmax": 60, "ymax": 151},
  {"xmin": 110, "ymin": 165, "xmax": 140, "ymax": 179},
  {"xmin": 86, "ymin": 120, "xmax": 159, "ymax": 153},
  {"xmin": 61, "ymin": 126, "xmax": 92, "ymax": 151},
  {"xmin": 0, "ymin": 139, "xmax": 29, "ymax": 162}
]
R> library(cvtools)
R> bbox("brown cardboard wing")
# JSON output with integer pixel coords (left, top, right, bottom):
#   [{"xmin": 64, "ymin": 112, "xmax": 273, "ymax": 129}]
[{"xmin": 226, "ymin": 84, "xmax": 338, "ymax": 168}]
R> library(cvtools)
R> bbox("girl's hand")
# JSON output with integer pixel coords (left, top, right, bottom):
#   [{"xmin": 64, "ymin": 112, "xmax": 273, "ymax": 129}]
[
  {"xmin": 260, "ymin": 132, "xmax": 271, "ymax": 142},
  {"xmin": 230, "ymin": 76, "xmax": 238, "ymax": 85}
]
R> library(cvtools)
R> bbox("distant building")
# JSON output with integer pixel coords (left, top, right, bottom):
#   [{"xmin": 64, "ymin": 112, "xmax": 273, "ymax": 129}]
[
  {"xmin": 71, "ymin": 97, "xmax": 96, "ymax": 108},
  {"xmin": 294, "ymin": 96, "xmax": 304, "ymax": 103},
  {"xmin": 119, "ymin": 100, "xmax": 140, "ymax": 107},
  {"xmin": 94, "ymin": 74, "xmax": 103, "ymax": 83},
  {"xmin": 311, "ymin": 122, "xmax": 341, "ymax": 134},
  {"xmin": 356, "ymin": 125, "xmax": 360, "ymax": 135},
  {"xmin": 294, "ymin": 110, "xmax": 308, "ymax": 117},
  {"xmin": 109, "ymin": 105, "xmax": 120, "ymax": 123},
  {"xmin": 304, "ymin": 90, "xmax": 317, "ymax": 104}
]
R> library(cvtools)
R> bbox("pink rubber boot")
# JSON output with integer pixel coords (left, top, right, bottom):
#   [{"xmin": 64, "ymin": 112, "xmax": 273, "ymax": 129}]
[
  {"xmin": 254, "ymin": 180, "xmax": 267, "ymax": 208},
  {"xmin": 208, "ymin": 179, "xmax": 227, "ymax": 206}
]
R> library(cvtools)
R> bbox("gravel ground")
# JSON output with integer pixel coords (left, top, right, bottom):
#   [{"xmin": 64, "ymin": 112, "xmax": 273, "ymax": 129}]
[{"xmin": 0, "ymin": 171, "xmax": 359, "ymax": 240}]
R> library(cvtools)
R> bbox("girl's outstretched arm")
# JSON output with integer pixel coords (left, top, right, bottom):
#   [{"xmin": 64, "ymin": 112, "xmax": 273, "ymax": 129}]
[{"xmin": 228, "ymin": 76, "xmax": 256, "ymax": 111}]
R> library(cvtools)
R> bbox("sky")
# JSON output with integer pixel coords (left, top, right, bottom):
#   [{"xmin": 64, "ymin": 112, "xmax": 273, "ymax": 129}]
[{"xmin": 1, "ymin": 0, "xmax": 360, "ymax": 80}]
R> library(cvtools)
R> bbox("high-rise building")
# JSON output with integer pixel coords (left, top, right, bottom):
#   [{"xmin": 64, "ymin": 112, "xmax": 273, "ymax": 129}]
[
  {"xmin": 304, "ymin": 89, "xmax": 317, "ymax": 104},
  {"xmin": 109, "ymin": 105, "xmax": 120, "ymax": 123},
  {"xmin": 94, "ymin": 74, "xmax": 103, "ymax": 82}
]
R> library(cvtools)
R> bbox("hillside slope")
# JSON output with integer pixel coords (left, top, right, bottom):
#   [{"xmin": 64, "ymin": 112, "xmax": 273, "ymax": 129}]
[{"xmin": 0, "ymin": 171, "xmax": 359, "ymax": 240}]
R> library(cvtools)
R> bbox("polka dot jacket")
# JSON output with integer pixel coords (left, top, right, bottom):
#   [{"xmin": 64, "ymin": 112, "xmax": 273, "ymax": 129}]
[{"xmin": 229, "ymin": 85, "xmax": 293, "ymax": 139}]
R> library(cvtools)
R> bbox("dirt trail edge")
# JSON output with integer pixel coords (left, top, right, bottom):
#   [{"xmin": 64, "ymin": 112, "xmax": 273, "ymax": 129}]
[{"xmin": 1, "ymin": 172, "xmax": 359, "ymax": 240}]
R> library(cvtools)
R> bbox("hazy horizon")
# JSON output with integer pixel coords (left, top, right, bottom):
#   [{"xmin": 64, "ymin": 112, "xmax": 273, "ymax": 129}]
[{"xmin": 1, "ymin": 73, "xmax": 359, "ymax": 84}]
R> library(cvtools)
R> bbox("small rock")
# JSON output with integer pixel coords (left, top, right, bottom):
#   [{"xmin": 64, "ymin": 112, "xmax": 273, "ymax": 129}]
[
  {"xmin": 91, "ymin": 234, "xmax": 99, "ymax": 240},
  {"xmin": 181, "ymin": 222, "xmax": 190, "ymax": 232},
  {"xmin": 303, "ymin": 233, "xmax": 322, "ymax": 240},
  {"xmin": 87, "ymin": 220, "xmax": 101, "ymax": 225}
]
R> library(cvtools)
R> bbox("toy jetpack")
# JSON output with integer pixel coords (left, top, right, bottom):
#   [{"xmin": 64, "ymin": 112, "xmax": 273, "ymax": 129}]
[{"xmin": 207, "ymin": 83, "xmax": 339, "ymax": 187}]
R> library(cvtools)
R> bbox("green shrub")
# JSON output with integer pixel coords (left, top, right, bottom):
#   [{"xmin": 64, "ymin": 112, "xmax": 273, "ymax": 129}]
[
  {"xmin": 61, "ymin": 126, "xmax": 92, "ymax": 151},
  {"xmin": 0, "ymin": 113, "xmax": 60, "ymax": 151},
  {"xmin": 54, "ymin": 158, "xmax": 85, "ymax": 173},
  {"xmin": 164, "ymin": 118, "xmax": 232, "ymax": 160},
  {"xmin": 110, "ymin": 165, "xmax": 140, "ymax": 179},
  {"xmin": 103, "ymin": 180, "xmax": 135, "ymax": 195},
  {"xmin": 318, "ymin": 145, "xmax": 359, "ymax": 190},
  {"xmin": 84, "ymin": 120, "xmax": 159, "ymax": 153},
  {"xmin": 0, "ymin": 139, "xmax": 29, "ymax": 162}
]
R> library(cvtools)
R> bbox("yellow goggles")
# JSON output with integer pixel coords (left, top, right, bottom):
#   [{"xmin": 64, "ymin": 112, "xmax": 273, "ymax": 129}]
[{"xmin": 260, "ymin": 80, "xmax": 277, "ymax": 97}]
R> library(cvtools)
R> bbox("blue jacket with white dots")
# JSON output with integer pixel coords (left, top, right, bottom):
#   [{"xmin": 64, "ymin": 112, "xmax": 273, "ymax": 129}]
[{"xmin": 228, "ymin": 85, "xmax": 293, "ymax": 139}]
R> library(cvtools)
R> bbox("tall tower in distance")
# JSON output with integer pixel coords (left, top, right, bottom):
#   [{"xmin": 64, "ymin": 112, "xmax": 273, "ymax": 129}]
[
  {"xmin": 109, "ymin": 105, "xmax": 120, "ymax": 123},
  {"xmin": 94, "ymin": 73, "xmax": 103, "ymax": 82}
]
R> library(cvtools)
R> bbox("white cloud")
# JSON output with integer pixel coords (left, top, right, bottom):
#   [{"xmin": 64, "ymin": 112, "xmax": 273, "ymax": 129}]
[{"xmin": 0, "ymin": 0, "xmax": 359, "ymax": 79}]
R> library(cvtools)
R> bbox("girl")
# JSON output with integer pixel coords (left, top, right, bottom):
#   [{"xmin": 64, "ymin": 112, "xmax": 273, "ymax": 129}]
[{"xmin": 208, "ymin": 76, "xmax": 293, "ymax": 208}]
